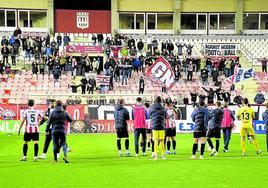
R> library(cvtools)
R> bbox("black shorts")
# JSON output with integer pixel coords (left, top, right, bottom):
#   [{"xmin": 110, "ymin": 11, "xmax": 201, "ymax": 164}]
[
  {"xmin": 24, "ymin": 133, "xmax": 39, "ymax": 141},
  {"xmin": 116, "ymin": 127, "xmax": 129, "ymax": 138},
  {"xmin": 207, "ymin": 128, "xmax": 221, "ymax": 138},
  {"xmin": 146, "ymin": 129, "xmax": 152, "ymax": 134},
  {"xmin": 165, "ymin": 128, "xmax": 176, "ymax": 137},
  {"xmin": 193, "ymin": 131, "xmax": 207, "ymax": 138}
]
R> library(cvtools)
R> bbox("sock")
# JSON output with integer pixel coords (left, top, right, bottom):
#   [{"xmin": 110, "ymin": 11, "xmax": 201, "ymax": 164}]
[
  {"xmin": 53, "ymin": 150, "xmax": 57, "ymax": 161},
  {"xmin": 62, "ymin": 144, "xmax": 67, "ymax": 157},
  {"xmin": 160, "ymin": 141, "xmax": 165, "ymax": 156},
  {"xmin": 200, "ymin": 144, "xmax": 205, "ymax": 156},
  {"xmin": 154, "ymin": 140, "xmax": 158, "ymax": 155},
  {"xmin": 151, "ymin": 140, "xmax": 155, "ymax": 152},
  {"xmin": 172, "ymin": 140, "xmax": 176, "ymax": 150},
  {"xmin": 147, "ymin": 142, "xmax": 150, "ymax": 148},
  {"xmin": 125, "ymin": 139, "xmax": 129, "ymax": 150},
  {"xmin": 241, "ymin": 140, "xmax": 246, "ymax": 153},
  {"xmin": 167, "ymin": 141, "xmax": 171, "ymax": 151},
  {"xmin": 207, "ymin": 138, "xmax": 214, "ymax": 149},
  {"xmin": 23, "ymin": 144, "xmax": 28, "ymax": 157},
  {"xmin": 216, "ymin": 140, "xmax": 220, "ymax": 152},
  {"xmin": 253, "ymin": 139, "xmax": 259, "ymax": 151},
  {"xmin": 117, "ymin": 139, "xmax": 121, "ymax": 151},
  {"xmin": 140, "ymin": 142, "xmax": 143, "ymax": 148},
  {"xmin": 192, "ymin": 143, "xmax": 198, "ymax": 155},
  {"xmin": 34, "ymin": 144, "xmax": 39, "ymax": 157}
]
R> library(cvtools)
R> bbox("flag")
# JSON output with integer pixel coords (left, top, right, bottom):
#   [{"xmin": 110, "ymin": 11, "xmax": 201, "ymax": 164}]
[
  {"xmin": 145, "ymin": 56, "xmax": 175, "ymax": 88},
  {"xmin": 225, "ymin": 67, "xmax": 254, "ymax": 84}
]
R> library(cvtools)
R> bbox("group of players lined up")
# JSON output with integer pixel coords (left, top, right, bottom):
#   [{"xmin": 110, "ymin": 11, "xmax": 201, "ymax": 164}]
[
  {"xmin": 115, "ymin": 96, "xmax": 264, "ymax": 160},
  {"xmin": 18, "ymin": 96, "xmax": 268, "ymax": 162},
  {"xmin": 18, "ymin": 99, "xmax": 72, "ymax": 163}
]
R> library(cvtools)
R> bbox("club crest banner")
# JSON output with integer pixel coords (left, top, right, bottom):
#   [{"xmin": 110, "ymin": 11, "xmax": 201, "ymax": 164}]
[{"xmin": 145, "ymin": 56, "xmax": 175, "ymax": 88}]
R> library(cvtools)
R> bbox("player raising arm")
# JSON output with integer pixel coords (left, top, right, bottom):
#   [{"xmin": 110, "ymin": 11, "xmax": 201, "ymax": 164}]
[
  {"xmin": 237, "ymin": 98, "xmax": 261, "ymax": 156},
  {"xmin": 18, "ymin": 99, "xmax": 43, "ymax": 162}
]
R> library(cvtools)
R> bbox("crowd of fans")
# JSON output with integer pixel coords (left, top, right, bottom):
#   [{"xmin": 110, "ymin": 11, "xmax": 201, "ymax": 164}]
[{"xmin": 0, "ymin": 28, "xmax": 267, "ymax": 106}]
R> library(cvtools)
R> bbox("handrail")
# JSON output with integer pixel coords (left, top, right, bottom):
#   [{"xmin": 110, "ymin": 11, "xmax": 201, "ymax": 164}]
[{"xmin": 240, "ymin": 43, "xmax": 254, "ymax": 68}]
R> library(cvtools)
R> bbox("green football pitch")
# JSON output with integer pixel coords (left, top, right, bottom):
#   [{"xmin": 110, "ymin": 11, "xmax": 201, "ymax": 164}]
[{"xmin": 0, "ymin": 133, "xmax": 268, "ymax": 188}]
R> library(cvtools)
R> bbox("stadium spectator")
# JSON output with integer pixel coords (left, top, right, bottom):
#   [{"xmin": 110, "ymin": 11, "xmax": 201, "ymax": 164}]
[
  {"xmin": 221, "ymin": 102, "xmax": 235, "ymax": 152},
  {"xmin": 137, "ymin": 39, "xmax": 144, "ymax": 52},
  {"xmin": 132, "ymin": 97, "xmax": 148, "ymax": 156},
  {"xmin": 114, "ymin": 99, "xmax": 131, "ymax": 157},
  {"xmin": 0, "ymin": 60, "xmax": 4, "ymax": 75},
  {"xmin": 233, "ymin": 92, "xmax": 243, "ymax": 105},
  {"xmin": 13, "ymin": 27, "xmax": 22, "ymax": 37},
  {"xmin": 203, "ymin": 87, "xmax": 220, "ymax": 104},
  {"xmin": 191, "ymin": 100, "xmax": 209, "ymax": 160},
  {"xmin": 211, "ymin": 67, "xmax": 219, "ymax": 83},
  {"xmin": 56, "ymin": 34, "xmax": 62, "ymax": 47},
  {"xmin": 201, "ymin": 66, "xmax": 209, "ymax": 85},
  {"xmin": 254, "ymin": 90, "xmax": 265, "ymax": 104},
  {"xmin": 207, "ymin": 101, "xmax": 224, "ymax": 157},
  {"xmin": 63, "ymin": 33, "xmax": 71, "ymax": 46},
  {"xmin": 1, "ymin": 44, "xmax": 9, "ymax": 65},
  {"xmin": 10, "ymin": 46, "xmax": 16, "ymax": 66},
  {"xmin": 39, "ymin": 57, "xmax": 46, "ymax": 75},
  {"xmin": 224, "ymin": 58, "xmax": 232, "ymax": 77},
  {"xmin": 149, "ymin": 96, "xmax": 167, "ymax": 160},
  {"xmin": 97, "ymin": 33, "xmax": 104, "ymax": 44},
  {"xmin": 222, "ymin": 90, "xmax": 231, "ymax": 104},
  {"xmin": 32, "ymin": 61, "xmax": 38, "ymax": 74},
  {"xmin": 92, "ymin": 34, "xmax": 97, "ymax": 45},
  {"xmin": 262, "ymin": 103, "xmax": 268, "ymax": 151},
  {"xmin": 52, "ymin": 61, "xmax": 61, "ymax": 86},
  {"xmin": 80, "ymin": 77, "xmax": 87, "ymax": 94},
  {"xmin": 261, "ymin": 57, "xmax": 267, "ymax": 73},
  {"xmin": 139, "ymin": 76, "xmax": 145, "ymax": 94},
  {"xmin": 1, "ymin": 36, "xmax": 8, "ymax": 46},
  {"xmin": 46, "ymin": 100, "xmax": 72, "ymax": 163},
  {"xmin": 45, "ymin": 34, "xmax": 50, "ymax": 47},
  {"xmin": 176, "ymin": 43, "xmax": 185, "ymax": 56},
  {"xmin": 190, "ymin": 91, "xmax": 198, "ymax": 107},
  {"xmin": 187, "ymin": 62, "xmax": 193, "ymax": 81},
  {"xmin": 87, "ymin": 76, "xmax": 96, "ymax": 94},
  {"xmin": 186, "ymin": 44, "xmax": 194, "ymax": 56}
]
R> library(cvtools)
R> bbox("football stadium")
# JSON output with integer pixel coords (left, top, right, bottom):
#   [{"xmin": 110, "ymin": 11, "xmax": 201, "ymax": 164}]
[{"xmin": 1, "ymin": 0, "xmax": 268, "ymax": 187}]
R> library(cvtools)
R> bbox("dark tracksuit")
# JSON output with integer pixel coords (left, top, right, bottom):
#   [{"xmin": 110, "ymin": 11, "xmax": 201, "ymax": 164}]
[
  {"xmin": 191, "ymin": 107, "xmax": 209, "ymax": 133},
  {"xmin": 149, "ymin": 103, "xmax": 167, "ymax": 131},
  {"xmin": 114, "ymin": 104, "xmax": 130, "ymax": 151},
  {"xmin": 39, "ymin": 108, "xmax": 53, "ymax": 154},
  {"xmin": 46, "ymin": 106, "xmax": 72, "ymax": 160},
  {"xmin": 207, "ymin": 108, "xmax": 224, "ymax": 151},
  {"xmin": 191, "ymin": 106, "xmax": 209, "ymax": 155}
]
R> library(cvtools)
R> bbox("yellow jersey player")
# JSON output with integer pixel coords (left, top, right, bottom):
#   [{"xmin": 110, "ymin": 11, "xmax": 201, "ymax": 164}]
[{"xmin": 237, "ymin": 98, "xmax": 261, "ymax": 156}]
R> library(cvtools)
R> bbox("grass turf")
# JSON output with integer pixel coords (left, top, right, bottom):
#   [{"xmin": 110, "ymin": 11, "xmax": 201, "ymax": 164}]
[{"xmin": 0, "ymin": 133, "xmax": 267, "ymax": 188}]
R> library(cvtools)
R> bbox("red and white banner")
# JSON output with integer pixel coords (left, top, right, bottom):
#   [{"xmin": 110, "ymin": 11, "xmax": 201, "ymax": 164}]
[
  {"xmin": 66, "ymin": 45, "xmax": 104, "ymax": 55},
  {"xmin": 0, "ymin": 104, "xmax": 84, "ymax": 120},
  {"xmin": 145, "ymin": 56, "xmax": 175, "ymax": 88},
  {"xmin": 0, "ymin": 104, "xmax": 18, "ymax": 120},
  {"xmin": 96, "ymin": 75, "xmax": 110, "ymax": 86}
]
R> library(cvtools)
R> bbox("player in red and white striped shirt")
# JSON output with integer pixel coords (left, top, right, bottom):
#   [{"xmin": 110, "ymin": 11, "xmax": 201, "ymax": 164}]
[
  {"xmin": 165, "ymin": 101, "xmax": 177, "ymax": 155},
  {"xmin": 18, "ymin": 99, "xmax": 43, "ymax": 162}
]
